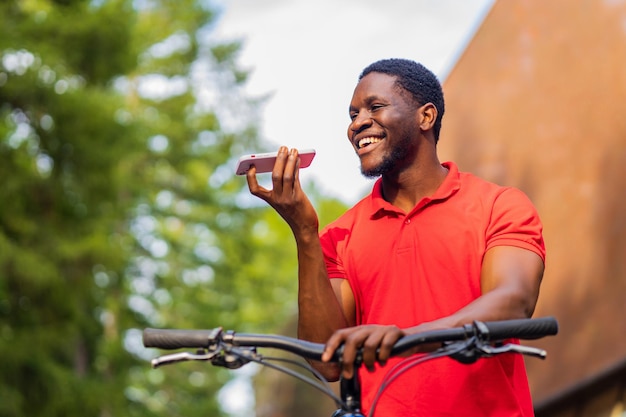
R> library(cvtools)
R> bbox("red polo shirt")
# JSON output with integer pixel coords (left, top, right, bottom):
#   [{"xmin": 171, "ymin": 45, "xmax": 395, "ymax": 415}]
[{"xmin": 319, "ymin": 161, "xmax": 545, "ymax": 417}]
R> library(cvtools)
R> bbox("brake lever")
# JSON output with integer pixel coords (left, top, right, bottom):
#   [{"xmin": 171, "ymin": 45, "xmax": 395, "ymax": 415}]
[
  {"xmin": 151, "ymin": 350, "xmax": 219, "ymax": 368},
  {"xmin": 443, "ymin": 338, "xmax": 547, "ymax": 364},
  {"xmin": 151, "ymin": 345, "xmax": 258, "ymax": 370},
  {"xmin": 477, "ymin": 343, "xmax": 547, "ymax": 359}
]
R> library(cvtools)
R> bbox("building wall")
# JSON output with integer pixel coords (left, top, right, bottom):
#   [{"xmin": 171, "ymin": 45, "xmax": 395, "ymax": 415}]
[{"xmin": 438, "ymin": 0, "xmax": 626, "ymax": 405}]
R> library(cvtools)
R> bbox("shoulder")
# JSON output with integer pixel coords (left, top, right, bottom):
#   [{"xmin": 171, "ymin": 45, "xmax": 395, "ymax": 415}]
[
  {"xmin": 454, "ymin": 167, "xmax": 537, "ymax": 209},
  {"xmin": 451, "ymin": 167, "xmax": 545, "ymax": 259}
]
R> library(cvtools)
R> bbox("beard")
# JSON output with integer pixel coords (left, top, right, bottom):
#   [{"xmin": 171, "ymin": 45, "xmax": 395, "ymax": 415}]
[{"xmin": 360, "ymin": 136, "xmax": 412, "ymax": 178}]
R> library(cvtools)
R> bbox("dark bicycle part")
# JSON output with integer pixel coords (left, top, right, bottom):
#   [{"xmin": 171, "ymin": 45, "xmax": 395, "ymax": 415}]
[
  {"xmin": 143, "ymin": 327, "xmax": 222, "ymax": 350},
  {"xmin": 449, "ymin": 337, "xmax": 548, "ymax": 364},
  {"xmin": 143, "ymin": 316, "xmax": 558, "ymax": 417},
  {"xmin": 477, "ymin": 317, "xmax": 558, "ymax": 340},
  {"xmin": 332, "ymin": 410, "xmax": 365, "ymax": 417},
  {"xmin": 339, "ymin": 375, "xmax": 363, "ymax": 416},
  {"xmin": 150, "ymin": 334, "xmax": 348, "ymax": 408},
  {"xmin": 143, "ymin": 316, "xmax": 558, "ymax": 362},
  {"xmin": 390, "ymin": 316, "xmax": 558, "ymax": 357},
  {"xmin": 210, "ymin": 346, "xmax": 255, "ymax": 369},
  {"xmin": 144, "ymin": 326, "xmax": 331, "ymax": 360}
]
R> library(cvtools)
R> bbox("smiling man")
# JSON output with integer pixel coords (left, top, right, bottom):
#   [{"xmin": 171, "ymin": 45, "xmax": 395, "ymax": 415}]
[{"xmin": 247, "ymin": 58, "xmax": 546, "ymax": 416}]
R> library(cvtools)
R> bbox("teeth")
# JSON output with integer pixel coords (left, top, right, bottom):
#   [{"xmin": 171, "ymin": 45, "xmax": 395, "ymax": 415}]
[{"xmin": 358, "ymin": 137, "xmax": 382, "ymax": 149}]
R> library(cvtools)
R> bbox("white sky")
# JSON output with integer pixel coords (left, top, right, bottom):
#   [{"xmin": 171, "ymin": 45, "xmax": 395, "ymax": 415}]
[{"xmin": 214, "ymin": 0, "xmax": 495, "ymax": 205}]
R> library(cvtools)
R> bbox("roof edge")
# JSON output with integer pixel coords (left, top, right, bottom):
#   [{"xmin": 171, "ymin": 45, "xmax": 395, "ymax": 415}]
[
  {"xmin": 534, "ymin": 357, "xmax": 626, "ymax": 416},
  {"xmin": 439, "ymin": 0, "xmax": 496, "ymax": 82}
]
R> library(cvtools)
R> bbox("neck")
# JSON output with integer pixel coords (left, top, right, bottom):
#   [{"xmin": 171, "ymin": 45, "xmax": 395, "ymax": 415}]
[{"xmin": 380, "ymin": 157, "xmax": 448, "ymax": 213}]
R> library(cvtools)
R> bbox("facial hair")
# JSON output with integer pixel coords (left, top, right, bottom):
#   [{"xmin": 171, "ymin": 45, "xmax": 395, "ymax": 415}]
[{"xmin": 360, "ymin": 135, "xmax": 413, "ymax": 178}]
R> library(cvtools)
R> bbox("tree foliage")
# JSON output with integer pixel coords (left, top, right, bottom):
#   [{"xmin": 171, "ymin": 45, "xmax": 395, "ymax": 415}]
[{"xmin": 0, "ymin": 1, "xmax": 347, "ymax": 416}]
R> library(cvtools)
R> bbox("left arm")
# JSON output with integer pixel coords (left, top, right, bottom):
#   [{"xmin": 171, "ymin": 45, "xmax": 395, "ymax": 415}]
[
  {"xmin": 419, "ymin": 245, "xmax": 544, "ymax": 329},
  {"xmin": 322, "ymin": 245, "xmax": 545, "ymax": 378}
]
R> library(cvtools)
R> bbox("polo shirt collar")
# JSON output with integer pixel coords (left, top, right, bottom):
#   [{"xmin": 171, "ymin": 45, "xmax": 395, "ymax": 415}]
[{"xmin": 368, "ymin": 161, "xmax": 461, "ymax": 217}]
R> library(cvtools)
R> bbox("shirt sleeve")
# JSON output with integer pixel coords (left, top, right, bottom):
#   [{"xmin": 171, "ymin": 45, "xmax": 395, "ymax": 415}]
[
  {"xmin": 319, "ymin": 226, "xmax": 347, "ymax": 279},
  {"xmin": 485, "ymin": 187, "xmax": 546, "ymax": 263}
]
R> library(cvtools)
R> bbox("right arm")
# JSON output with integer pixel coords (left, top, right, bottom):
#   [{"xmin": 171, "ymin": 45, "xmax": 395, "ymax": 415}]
[
  {"xmin": 295, "ymin": 234, "xmax": 354, "ymax": 380},
  {"xmin": 246, "ymin": 147, "xmax": 354, "ymax": 380}
]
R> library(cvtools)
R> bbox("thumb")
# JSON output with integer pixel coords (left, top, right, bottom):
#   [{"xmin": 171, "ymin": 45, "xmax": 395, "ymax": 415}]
[{"xmin": 246, "ymin": 166, "xmax": 271, "ymax": 200}]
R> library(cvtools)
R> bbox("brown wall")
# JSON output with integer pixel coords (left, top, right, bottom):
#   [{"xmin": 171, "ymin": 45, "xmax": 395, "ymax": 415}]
[{"xmin": 439, "ymin": 0, "xmax": 626, "ymax": 404}]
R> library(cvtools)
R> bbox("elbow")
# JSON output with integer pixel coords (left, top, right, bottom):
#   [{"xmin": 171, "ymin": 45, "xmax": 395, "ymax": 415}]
[
  {"xmin": 517, "ymin": 285, "xmax": 540, "ymax": 318},
  {"xmin": 511, "ymin": 292, "xmax": 539, "ymax": 319},
  {"xmin": 486, "ymin": 287, "xmax": 539, "ymax": 321}
]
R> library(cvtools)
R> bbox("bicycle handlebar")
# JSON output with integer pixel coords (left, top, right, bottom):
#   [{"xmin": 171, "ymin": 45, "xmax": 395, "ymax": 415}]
[
  {"xmin": 476, "ymin": 316, "xmax": 558, "ymax": 340},
  {"xmin": 143, "ymin": 317, "xmax": 558, "ymax": 417},
  {"xmin": 391, "ymin": 316, "xmax": 557, "ymax": 354},
  {"xmin": 142, "ymin": 327, "xmax": 333, "ymax": 360},
  {"xmin": 142, "ymin": 327, "xmax": 221, "ymax": 351},
  {"xmin": 143, "ymin": 316, "xmax": 558, "ymax": 361}
]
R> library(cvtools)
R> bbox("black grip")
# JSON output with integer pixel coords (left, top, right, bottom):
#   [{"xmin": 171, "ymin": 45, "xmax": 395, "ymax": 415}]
[
  {"xmin": 143, "ymin": 328, "xmax": 217, "ymax": 350},
  {"xmin": 482, "ymin": 316, "xmax": 558, "ymax": 341}
]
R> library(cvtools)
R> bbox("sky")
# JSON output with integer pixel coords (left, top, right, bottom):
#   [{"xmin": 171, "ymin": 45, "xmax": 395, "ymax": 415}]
[
  {"xmin": 211, "ymin": 2, "xmax": 496, "ymax": 413},
  {"xmin": 213, "ymin": 0, "xmax": 495, "ymax": 205}
]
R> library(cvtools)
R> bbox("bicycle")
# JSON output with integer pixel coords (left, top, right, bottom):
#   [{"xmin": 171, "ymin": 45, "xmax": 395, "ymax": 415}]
[{"xmin": 143, "ymin": 316, "xmax": 558, "ymax": 417}]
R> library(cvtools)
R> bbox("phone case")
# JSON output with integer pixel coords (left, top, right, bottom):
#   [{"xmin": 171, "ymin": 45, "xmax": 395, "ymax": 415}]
[{"xmin": 235, "ymin": 149, "xmax": 316, "ymax": 175}]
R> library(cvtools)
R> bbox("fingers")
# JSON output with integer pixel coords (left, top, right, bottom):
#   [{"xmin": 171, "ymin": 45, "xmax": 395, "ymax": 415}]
[
  {"xmin": 322, "ymin": 328, "xmax": 358, "ymax": 379},
  {"xmin": 322, "ymin": 330, "xmax": 345, "ymax": 362},
  {"xmin": 247, "ymin": 146, "xmax": 301, "ymax": 200},
  {"xmin": 322, "ymin": 326, "xmax": 403, "ymax": 379},
  {"xmin": 271, "ymin": 146, "xmax": 301, "ymax": 192},
  {"xmin": 270, "ymin": 146, "xmax": 288, "ymax": 195},
  {"xmin": 376, "ymin": 331, "xmax": 400, "ymax": 365}
]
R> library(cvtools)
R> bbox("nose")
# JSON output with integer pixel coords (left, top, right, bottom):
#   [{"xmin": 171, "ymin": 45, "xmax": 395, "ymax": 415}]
[{"xmin": 349, "ymin": 109, "xmax": 372, "ymax": 136}]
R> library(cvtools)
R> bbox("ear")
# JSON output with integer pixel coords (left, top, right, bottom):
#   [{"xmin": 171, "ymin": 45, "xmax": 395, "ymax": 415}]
[{"xmin": 417, "ymin": 103, "xmax": 437, "ymax": 132}]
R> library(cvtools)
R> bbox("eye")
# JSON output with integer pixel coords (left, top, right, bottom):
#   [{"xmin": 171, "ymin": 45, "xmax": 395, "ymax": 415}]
[{"xmin": 370, "ymin": 103, "xmax": 384, "ymax": 111}]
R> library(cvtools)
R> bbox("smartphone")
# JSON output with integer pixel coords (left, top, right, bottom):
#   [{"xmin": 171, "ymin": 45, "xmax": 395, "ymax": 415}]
[{"xmin": 235, "ymin": 149, "xmax": 316, "ymax": 175}]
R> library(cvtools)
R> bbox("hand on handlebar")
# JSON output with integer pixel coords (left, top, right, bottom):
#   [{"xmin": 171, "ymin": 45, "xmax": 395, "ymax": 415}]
[
  {"xmin": 321, "ymin": 325, "xmax": 405, "ymax": 379},
  {"xmin": 246, "ymin": 146, "xmax": 319, "ymax": 237}
]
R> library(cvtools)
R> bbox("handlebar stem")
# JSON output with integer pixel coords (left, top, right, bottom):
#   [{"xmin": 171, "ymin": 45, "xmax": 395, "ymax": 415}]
[{"xmin": 339, "ymin": 375, "xmax": 363, "ymax": 415}]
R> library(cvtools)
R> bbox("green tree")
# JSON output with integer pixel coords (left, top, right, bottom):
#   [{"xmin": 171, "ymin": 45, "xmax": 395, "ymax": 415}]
[{"xmin": 0, "ymin": 1, "xmax": 349, "ymax": 416}]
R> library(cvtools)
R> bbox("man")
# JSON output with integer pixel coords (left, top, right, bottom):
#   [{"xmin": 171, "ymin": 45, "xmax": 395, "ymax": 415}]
[{"xmin": 247, "ymin": 58, "xmax": 545, "ymax": 416}]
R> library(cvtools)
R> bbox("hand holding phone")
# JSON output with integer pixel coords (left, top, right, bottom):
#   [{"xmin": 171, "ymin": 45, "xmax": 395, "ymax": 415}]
[{"xmin": 235, "ymin": 149, "xmax": 316, "ymax": 175}]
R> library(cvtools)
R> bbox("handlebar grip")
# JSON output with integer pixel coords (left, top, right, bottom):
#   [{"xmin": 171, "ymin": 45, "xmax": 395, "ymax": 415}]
[
  {"xmin": 482, "ymin": 316, "xmax": 558, "ymax": 341},
  {"xmin": 143, "ymin": 328, "xmax": 217, "ymax": 350}
]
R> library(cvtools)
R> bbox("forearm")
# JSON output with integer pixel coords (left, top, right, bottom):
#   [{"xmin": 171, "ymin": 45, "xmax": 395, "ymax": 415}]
[
  {"xmin": 441, "ymin": 247, "xmax": 543, "ymax": 327},
  {"xmin": 294, "ymin": 232, "xmax": 348, "ymax": 380},
  {"xmin": 413, "ymin": 287, "xmax": 537, "ymax": 335},
  {"xmin": 405, "ymin": 278, "xmax": 541, "ymax": 350},
  {"xmin": 397, "ymin": 287, "xmax": 537, "ymax": 359},
  {"xmin": 295, "ymin": 233, "xmax": 349, "ymax": 341}
]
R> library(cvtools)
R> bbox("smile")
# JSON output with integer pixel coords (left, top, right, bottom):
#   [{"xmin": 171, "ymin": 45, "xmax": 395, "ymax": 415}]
[{"xmin": 357, "ymin": 136, "xmax": 384, "ymax": 149}]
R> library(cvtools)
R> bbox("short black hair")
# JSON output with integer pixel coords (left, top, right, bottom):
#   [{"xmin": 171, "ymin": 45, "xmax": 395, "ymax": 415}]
[{"xmin": 360, "ymin": 58, "xmax": 445, "ymax": 142}]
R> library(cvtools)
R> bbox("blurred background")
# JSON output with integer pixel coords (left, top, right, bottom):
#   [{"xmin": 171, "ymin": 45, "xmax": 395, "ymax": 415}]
[{"xmin": 1, "ymin": 1, "xmax": 624, "ymax": 417}]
